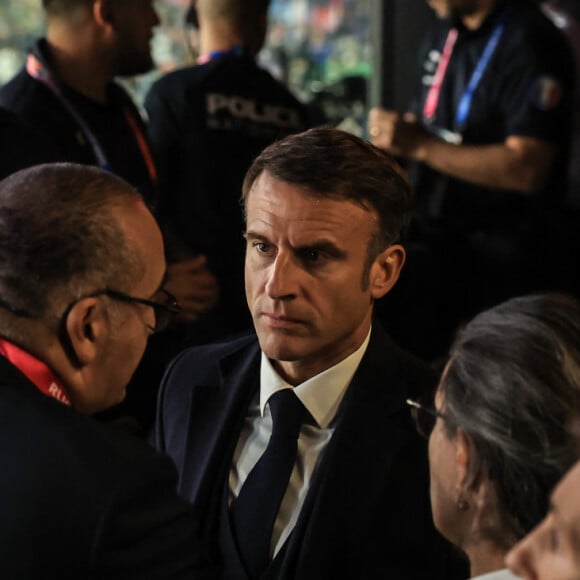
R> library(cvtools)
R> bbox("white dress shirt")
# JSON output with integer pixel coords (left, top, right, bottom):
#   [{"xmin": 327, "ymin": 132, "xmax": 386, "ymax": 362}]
[
  {"xmin": 229, "ymin": 330, "xmax": 371, "ymax": 556},
  {"xmin": 470, "ymin": 570, "xmax": 522, "ymax": 580}
]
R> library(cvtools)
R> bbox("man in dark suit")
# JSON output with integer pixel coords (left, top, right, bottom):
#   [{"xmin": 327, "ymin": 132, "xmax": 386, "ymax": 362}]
[
  {"xmin": 153, "ymin": 128, "xmax": 469, "ymax": 579},
  {"xmin": 0, "ymin": 163, "xmax": 209, "ymax": 577}
]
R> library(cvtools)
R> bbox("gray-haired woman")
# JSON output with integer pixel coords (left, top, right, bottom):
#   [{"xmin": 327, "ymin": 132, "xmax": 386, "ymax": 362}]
[{"xmin": 408, "ymin": 292, "xmax": 580, "ymax": 579}]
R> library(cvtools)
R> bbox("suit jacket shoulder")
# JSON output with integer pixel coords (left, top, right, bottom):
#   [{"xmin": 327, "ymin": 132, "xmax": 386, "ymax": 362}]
[
  {"xmin": 0, "ymin": 357, "xmax": 207, "ymax": 579},
  {"xmin": 155, "ymin": 326, "xmax": 468, "ymax": 579}
]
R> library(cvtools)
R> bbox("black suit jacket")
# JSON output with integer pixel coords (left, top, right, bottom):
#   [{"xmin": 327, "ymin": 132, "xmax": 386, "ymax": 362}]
[
  {"xmin": 154, "ymin": 324, "xmax": 468, "ymax": 579},
  {"xmin": 0, "ymin": 356, "xmax": 209, "ymax": 579}
]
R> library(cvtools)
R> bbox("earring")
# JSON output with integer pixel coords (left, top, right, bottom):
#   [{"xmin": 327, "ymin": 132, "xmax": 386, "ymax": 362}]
[{"xmin": 455, "ymin": 484, "xmax": 469, "ymax": 511}]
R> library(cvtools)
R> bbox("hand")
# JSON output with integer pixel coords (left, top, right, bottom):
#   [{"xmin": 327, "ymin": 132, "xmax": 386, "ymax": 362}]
[
  {"xmin": 368, "ymin": 107, "xmax": 431, "ymax": 160},
  {"xmin": 165, "ymin": 256, "xmax": 220, "ymax": 323}
]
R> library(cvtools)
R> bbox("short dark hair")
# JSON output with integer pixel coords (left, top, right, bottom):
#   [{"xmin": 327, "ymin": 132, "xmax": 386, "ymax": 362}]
[
  {"xmin": 0, "ymin": 163, "xmax": 144, "ymax": 326},
  {"xmin": 242, "ymin": 128, "xmax": 412, "ymax": 255},
  {"xmin": 439, "ymin": 292, "xmax": 580, "ymax": 547},
  {"xmin": 197, "ymin": 0, "xmax": 270, "ymax": 20},
  {"xmin": 42, "ymin": 0, "xmax": 93, "ymax": 16},
  {"xmin": 196, "ymin": 0, "xmax": 271, "ymax": 51}
]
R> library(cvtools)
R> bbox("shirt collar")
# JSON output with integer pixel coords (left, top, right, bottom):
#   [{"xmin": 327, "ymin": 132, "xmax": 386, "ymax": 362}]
[
  {"xmin": 259, "ymin": 329, "xmax": 371, "ymax": 428},
  {"xmin": 469, "ymin": 569, "xmax": 521, "ymax": 580}
]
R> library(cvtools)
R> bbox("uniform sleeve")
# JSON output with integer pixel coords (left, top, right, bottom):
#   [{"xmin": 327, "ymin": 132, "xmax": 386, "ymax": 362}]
[{"xmin": 498, "ymin": 19, "xmax": 575, "ymax": 142}]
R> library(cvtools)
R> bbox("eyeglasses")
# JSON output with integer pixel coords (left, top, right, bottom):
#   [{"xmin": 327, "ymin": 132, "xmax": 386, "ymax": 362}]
[
  {"xmin": 0, "ymin": 287, "xmax": 181, "ymax": 333},
  {"xmin": 406, "ymin": 397, "xmax": 447, "ymax": 439},
  {"xmin": 88, "ymin": 288, "xmax": 181, "ymax": 333}
]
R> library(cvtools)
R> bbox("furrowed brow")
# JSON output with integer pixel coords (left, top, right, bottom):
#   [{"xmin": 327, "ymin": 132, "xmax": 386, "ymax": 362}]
[{"xmin": 297, "ymin": 239, "xmax": 347, "ymax": 259}]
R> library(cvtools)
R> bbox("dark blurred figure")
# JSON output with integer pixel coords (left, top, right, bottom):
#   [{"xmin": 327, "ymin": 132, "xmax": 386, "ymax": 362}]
[
  {"xmin": 0, "ymin": 107, "xmax": 58, "ymax": 179},
  {"xmin": 0, "ymin": 0, "xmax": 219, "ymax": 434},
  {"xmin": 0, "ymin": 0, "xmax": 160, "ymax": 203},
  {"xmin": 369, "ymin": 0, "xmax": 576, "ymax": 361},
  {"xmin": 542, "ymin": 0, "xmax": 580, "ymax": 206},
  {"xmin": 145, "ymin": 0, "xmax": 312, "ymax": 345}
]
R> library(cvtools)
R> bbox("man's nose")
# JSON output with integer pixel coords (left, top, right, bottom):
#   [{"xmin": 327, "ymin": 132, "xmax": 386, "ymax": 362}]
[{"xmin": 265, "ymin": 252, "xmax": 299, "ymax": 300}]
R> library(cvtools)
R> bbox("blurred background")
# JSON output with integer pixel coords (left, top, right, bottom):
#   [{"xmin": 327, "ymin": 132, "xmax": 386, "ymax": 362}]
[
  {"xmin": 2, "ymin": 1, "xmax": 576, "ymax": 152},
  {"xmin": 0, "ymin": 0, "xmax": 436, "ymax": 136}
]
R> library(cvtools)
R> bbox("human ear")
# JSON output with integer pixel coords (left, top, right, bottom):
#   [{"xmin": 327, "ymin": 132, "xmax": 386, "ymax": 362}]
[
  {"xmin": 454, "ymin": 427, "xmax": 475, "ymax": 510},
  {"xmin": 455, "ymin": 428, "xmax": 471, "ymax": 486},
  {"xmin": 369, "ymin": 244, "xmax": 406, "ymax": 299},
  {"xmin": 64, "ymin": 297, "xmax": 108, "ymax": 367},
  {"xmin": 93, "ymin": 0, "xmax": 114, "ymax": 28}
]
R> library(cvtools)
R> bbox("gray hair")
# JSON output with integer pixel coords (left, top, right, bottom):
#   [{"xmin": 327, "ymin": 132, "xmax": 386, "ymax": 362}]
[
  {"xmin": 440, "ymin": 292, "xmax": 580, "ymax": 545},
  {"xmin": 0, "ymin": 163, "xmax": 145, "ymax": 335}
]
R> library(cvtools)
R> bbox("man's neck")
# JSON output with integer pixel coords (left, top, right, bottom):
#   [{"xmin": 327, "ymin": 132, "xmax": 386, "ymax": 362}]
[
  {"xmin": 45, "ymin": 36, "xmax": 111, "ymax": 103},
  {"xmin": 461, "ymin": 0, "xmax": 498, "ymax": 30},
  {"xmin": 198, "ymin": 20, "xmax": 245, "ymax": 59}
]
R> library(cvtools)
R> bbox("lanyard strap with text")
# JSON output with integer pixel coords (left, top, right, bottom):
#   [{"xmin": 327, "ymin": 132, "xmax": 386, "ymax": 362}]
[
  {"xmin": 423, "ymin": 28, "xmax": 459, "ymax": 121},
  {"xmin": 423, "ymin": 9, "xmax": 509, "ymax": 130},
  {"xmin": 26, "ymin": 53, "xmax": 158, "ymax": 185},
  {"xmin": 0, "ymin": 339, "xmax": 71, "ymax": 406}
]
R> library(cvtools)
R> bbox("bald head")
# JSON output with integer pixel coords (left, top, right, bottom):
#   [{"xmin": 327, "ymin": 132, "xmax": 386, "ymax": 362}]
[{"xmin": 0, "ymin": 164, "xmax": 145, "ymax": 329}]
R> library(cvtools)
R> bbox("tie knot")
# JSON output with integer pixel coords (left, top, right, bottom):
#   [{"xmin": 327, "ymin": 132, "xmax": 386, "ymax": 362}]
[{"xmin": 268, "ymin": 389, "xmax": 305, "ymax": 440}]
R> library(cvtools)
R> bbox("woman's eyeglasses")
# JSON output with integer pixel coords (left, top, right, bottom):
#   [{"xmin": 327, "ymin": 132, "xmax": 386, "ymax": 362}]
[{"xmin": 406, "ymin": 397, "xmax": 447, "ymax": 439}]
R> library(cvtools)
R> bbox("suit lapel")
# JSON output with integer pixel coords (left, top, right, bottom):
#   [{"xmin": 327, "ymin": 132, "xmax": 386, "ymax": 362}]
[
  {"xmin": 273, "ymin": 325, "xmax": 419, "ymax": 577},
  {"xmin": 178, "ymin": 341, "xmax": 261, "ymax": 511}
]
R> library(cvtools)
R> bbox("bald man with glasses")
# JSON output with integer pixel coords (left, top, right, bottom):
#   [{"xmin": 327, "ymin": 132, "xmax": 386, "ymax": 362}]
[{"xmin": 0, "ymin": 163, "xmax": 210, "ymax": 577}]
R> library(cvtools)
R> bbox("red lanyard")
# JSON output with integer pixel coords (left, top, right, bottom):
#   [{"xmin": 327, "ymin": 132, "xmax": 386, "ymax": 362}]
[
  {"xmin": 423, "ymin": 9, "xmax": 508, "ymax": 127},
  {"xmin": 123, "ymin": 108, "xmax": 158, "ymax": 185},
  {"xmin": 423, "ymin": 28, "xmax": 459, "ymax": 121},
  {"xmin": 0, "ymin": 339, "xmax": 71, "ymax": 406}
]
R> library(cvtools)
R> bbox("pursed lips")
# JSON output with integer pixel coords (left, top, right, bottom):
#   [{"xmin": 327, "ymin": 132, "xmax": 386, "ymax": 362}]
[{"xmin": 260, "ymin": 312, "xmax": 307, "ymax": 327}]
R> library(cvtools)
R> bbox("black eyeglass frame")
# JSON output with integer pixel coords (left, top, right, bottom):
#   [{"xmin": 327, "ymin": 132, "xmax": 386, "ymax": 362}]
[
  {"xmin": 86, "ymin": 288, "xmax": 181, "ymax": 333},
  {"xmin": 0, "ymin": 287, "xmax": 181, "ymax": 334},
  {"xmin": 406, "ymin": 397, "xmax": 448, "ymax": 439}
]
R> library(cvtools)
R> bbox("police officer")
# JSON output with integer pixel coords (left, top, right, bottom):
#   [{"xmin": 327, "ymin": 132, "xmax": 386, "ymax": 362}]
[
  {"xmin": 145, "ymin": 0, "xmax": 312, "ymax": 344},
  {"xmin": 368, "ymin": 0, "xmax": 576, "ymax": 358}
]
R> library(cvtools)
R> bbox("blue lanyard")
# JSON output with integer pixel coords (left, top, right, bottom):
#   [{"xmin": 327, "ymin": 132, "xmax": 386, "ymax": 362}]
[
  {"xmin": 196, "ymin": 45, "xmax": 243, "ymax": 65},
  {"xmin": 454, "ymin": 9, "xmax": 509, "ymax": 129}
]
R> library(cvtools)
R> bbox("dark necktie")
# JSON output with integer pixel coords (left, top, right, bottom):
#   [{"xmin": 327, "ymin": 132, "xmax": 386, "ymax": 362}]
[{"xmin": 230, "ymin": 388, "xmax": 305, "ymax": 578}]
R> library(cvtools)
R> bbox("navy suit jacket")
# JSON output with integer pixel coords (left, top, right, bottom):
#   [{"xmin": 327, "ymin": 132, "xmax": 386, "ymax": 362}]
[{"xmin": 154, "ymin": 324, "xmax": 468, "ymax": 579}]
